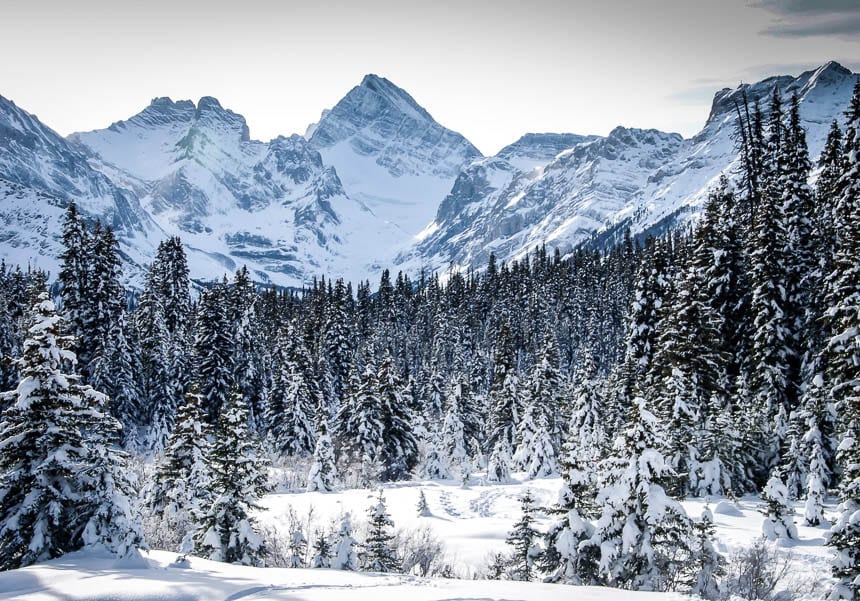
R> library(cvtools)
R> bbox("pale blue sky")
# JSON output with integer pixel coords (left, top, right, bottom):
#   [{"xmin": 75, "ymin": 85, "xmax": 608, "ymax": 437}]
[{"xmin": 2, "ymin": 0, "xmax": 858, "ymax": 155}]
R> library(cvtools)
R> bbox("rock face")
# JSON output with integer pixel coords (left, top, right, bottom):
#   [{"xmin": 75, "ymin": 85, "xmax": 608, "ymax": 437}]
[
  {"xmin": 400, "ymin": 61, "xmax": 859, "ymax": 273},
  {"xmin": 308, "ymin": 74, "xmax": 482, "ymax": 235},
  {"xmin": 0, "ymin": 63, "xmax": 856, "ymax": 286}
]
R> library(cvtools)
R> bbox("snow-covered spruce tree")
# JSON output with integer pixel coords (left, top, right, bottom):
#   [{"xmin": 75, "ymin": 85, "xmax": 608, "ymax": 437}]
[
  {"xmin": 193, "ymin": 282, "xmax": 234, "ymax": 425},
  {"xmin": 567, "ymin": 349, "xmax": 605, "ymax": 465},
  {"xmin": 58, "ymin": 202, "xmax": 92, "ymax": 373},
  {"xmin": 322, "ymin": 278, "xmax": 354, "ymax": 410},
  {"xmin": 332, "ymin": 513, "xmax": 359, "ymax": 570},
  {"xmin": 586, "ymin": 397, "xmax": 692, "ymax": 591},
  {"xmin": 148, "ymin": 386, "xmax": 211, "ymax": 552},
  {"xmin": 749, "ymin": 88, "xmax": 793, "ymax": 474},
  {"xmin": 542, "ymin": 423, "xmax": 600, "ymax": 585},
  {"xmin": 486, "ymin": 319, "xmax": 519, "ymax": 483},
  {"xmin": 825, "ymin": 79, "xmax": 860, "ymax": 601},
  {"xmin": 690, "ymin": 507, "xmax": 723, "ymax": 600},
  {"xmin": 795, "ymin": 320, "xmax": 837, "ymax": 515},
  {"xmin": 136, "ymin": 264, "xmax": 181, "ymax": 452},
  {"xmin": 86, "ymin": 224, "xmax": 125, "ymax": 380},
  {"xmin": 760, "ymin": 471, "xmax": 798, "ymax": 542},
  {"xmin": 528, "ymin": 332, "xmax": 564, "ymax": 452},
  {"xmin": 803, "ymin": 422, "xmax": 828, "ymax": 526},
  {"xmin": 307, "ymin": 403, "xmax": 337, "ymax": 492},
  {"xmin": 621, "ymin": 239, "xmax": 670, "ymax": 399},
  {"xmin": 0, "ymin": 295, "xmax": 140, "ymax": 569},
  {"xmin": 814, "ymin": 119, "xmax": 842, "ymax": 265},
  {"xmin": 422, "ymin": 354, "xmax": 446, "ymax": 426},
  {"xmin": 697, "ymin": 390, "xmax": 747, "ymax": 497},
  {"xmin": 504, "ymin": 490, "xmax": 541, "ymax": 581},
  {"xmin": 267, "ymin": 326, "xmax": 317, "ymax": 458},
  {"xmin": 422, "ymin": 430, "xmax": 450, "ymax": 480},
  {"xmin": 486, "ymin": 319, "xmax": 520, "ymax": 455},
  {"xmin": 336, "ymin": 361, "xmax": 384, "ymax": 484},
  {"xmin": 361, "ymin": 490, "xmax": 400, "ymax": 573},
  {"xmin": 782, "ymin": 93, "xmax": 816, "ymax": 376},
  {"xmin": 513, "ymin": 398, "xmax": 558, "ymax": 479},
  {"xmin": 417, "ymin": 490, "xmax": 431, "ymax": 517},
  {"xmin": 229, "ymin": 267, "xmax": 267, "ymax": 431},
  {"xmin": 289, "ymin": 528, "xmax": 308, "ymax": 567},
  {"xmin": 194, "ymin": 390, "xmax": 269, "ymax": 565},
  {"xmin": 682, "ymin": 184, "xmax": 753, "ymax": 497},
  {"xmin": 311, "ymin": 528, "xmax": 333, "ymax": 568},
  {"xmin": 780, "ymin": 412, "xmax": 808, "ymax": 500},
  {"xmin": 440, "ymin": 371, "xmax": 470, "ymax": 479},
  {"xmin": 376, "ymin": 349, "xmax": 419, "ymax": 481},
  {"xmin": 651, "ymin": 212, "xmax": 725, "ymax": 497},
  {"xmin": 487, "ymin": 437, "xmax": 514, "ymax": 483},
  {"xmin": 78, "ymin": 382, "xmax": 144, "ymax": 558}
]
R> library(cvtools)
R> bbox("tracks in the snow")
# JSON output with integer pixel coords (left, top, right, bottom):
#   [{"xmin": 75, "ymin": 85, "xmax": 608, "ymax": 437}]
[
  {"xmin": 436, "ymin": 488, "xmax": 505, "ymax": 519},
  {"xmin": 469, "ymin": 489, "xmax": 504, "ymax": 517}
]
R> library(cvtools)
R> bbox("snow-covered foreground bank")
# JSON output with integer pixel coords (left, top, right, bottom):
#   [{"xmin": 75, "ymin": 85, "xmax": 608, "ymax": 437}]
[
  {"xmin": 0, "ymin": 549, "xmax": 680, "ymax": 601},
  {"xmin": 0, "ymin": 476, "xmax": 835, "ymax": 600}
]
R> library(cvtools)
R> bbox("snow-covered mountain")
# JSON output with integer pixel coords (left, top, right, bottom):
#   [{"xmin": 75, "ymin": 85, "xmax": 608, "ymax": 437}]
[
  {"xmin": 401, "ymin": 61, "xmax": 858, "ymax": 272},
  {"xmin": 307, "ymin": 74, "xmax": 482, "ymax": 235},
  {"xmin": 401, "ymin": 128, "xmax": 684, "ymax": 270},
  {"xmin": 0, "ymin": 63, "xmax": 856, "ymax": 285},
  {"xmin": 70, "ymin": 96, "xmax": 405, "ymax": 286},
  {"xmin": 0, "ymin": 94, "xmax": 162, "ymax": 280}
]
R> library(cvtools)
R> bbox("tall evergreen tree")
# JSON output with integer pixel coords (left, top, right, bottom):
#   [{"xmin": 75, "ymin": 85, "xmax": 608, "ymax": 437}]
[
  {"xmin": 586, "ymin": 397, "xmax": 692, "ymax": 591},
  {"xmin": 307, "ymin": 403, "xmax": 337, "ymax": 492},
  {"xmin": 148, "ymin": 387, "xmax": 211, "ymax": 552},
  {"xmin": 336, "ymin": 362, "xmax": 384, "ymax": 484},
  {"xmin": 0, "ymin": 296, "xmax": 139, "ymax": 569},
  {"xmin": 826, "ymin": 80, "xmax": 860, "ymax": 601},
  {"xmin": 505, "ymin": 490, "xmax": 541, "ymax": 581},
  {"xmin": 193, "ymin": 283, "xmax": 234, "ymax": 423},
  {"xmin": 361, "ymin": 490, "xmax": 400, "ymax": 573},
  {"xmin": 58, "ymin": 202, "xmax": 91, "ymax": 374},
  {"xmin": 194, "ymin": 390, "xmax": 269, "ymax": 565},
  {"xmin": 267, "ymin": 326, "xmax": 317, "ymax": 458},
  {"xmin": 376, "ymin": 350, "xmax": 419, "ymax": 481}
]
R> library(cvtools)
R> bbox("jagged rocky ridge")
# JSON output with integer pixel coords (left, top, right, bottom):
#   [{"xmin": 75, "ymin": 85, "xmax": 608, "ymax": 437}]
[
  {"xmin": 0, "ymin": 62, "xmax": 856, "ymax": 285},
  {"xmin": 402, "ymin": 61, "xmax": 858, "ymax": 272}
]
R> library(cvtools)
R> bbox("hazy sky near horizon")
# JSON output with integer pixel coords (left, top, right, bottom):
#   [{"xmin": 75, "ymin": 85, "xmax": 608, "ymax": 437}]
[{"xmin": 2, "ymin": 0, "xmax": 859, "ymax": 154}]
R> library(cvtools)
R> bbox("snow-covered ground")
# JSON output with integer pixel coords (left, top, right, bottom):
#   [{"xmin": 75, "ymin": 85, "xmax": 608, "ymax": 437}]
[
  {"xmin": 260, "ymin": 475, "xmax": 835, "ymax": 591},
  {"xmin": 0, "ymin": 549, "xmax": 680, "ymax": 601},
  {"xmin": 0, "ymin": 475, "xmax": 835, "ymax": 600}
]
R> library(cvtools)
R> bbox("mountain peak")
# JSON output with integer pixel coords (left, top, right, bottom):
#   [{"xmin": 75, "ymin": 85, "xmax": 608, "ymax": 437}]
[
  {"xmin": 359, "ymin": 73, "xmax": 389, "ymax": 89},
  {"xmin": 353, "ymin": 73, "xmax": 433, "ymax": 123},
  {"xmin": 197, "ymin": 96, "xmax": 223, "ymax": 111},
  {"xmin": 704, "ymin": 60, "xmax": 857, "ymax": 129},
  {"xmin": 817, "ymin": 60, "xmax": 851, "ymax": 77}
]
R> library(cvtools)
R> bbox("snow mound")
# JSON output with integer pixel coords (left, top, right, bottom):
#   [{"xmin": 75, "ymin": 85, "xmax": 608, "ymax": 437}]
[{"xmin": 713, "ymin": 500, "xmax": 744, "ymax": 516}]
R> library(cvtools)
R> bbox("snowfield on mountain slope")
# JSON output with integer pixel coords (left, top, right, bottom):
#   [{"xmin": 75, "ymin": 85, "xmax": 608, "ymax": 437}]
[{"xmin": 0, "ymin": 475, "xmax": 835, "ymax": 600}]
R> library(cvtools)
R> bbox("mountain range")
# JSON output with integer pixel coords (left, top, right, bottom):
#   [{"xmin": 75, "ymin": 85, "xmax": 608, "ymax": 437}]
[{"xmin": 0, "ymin": 62, "xmax": 856, "ymax": 286}]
